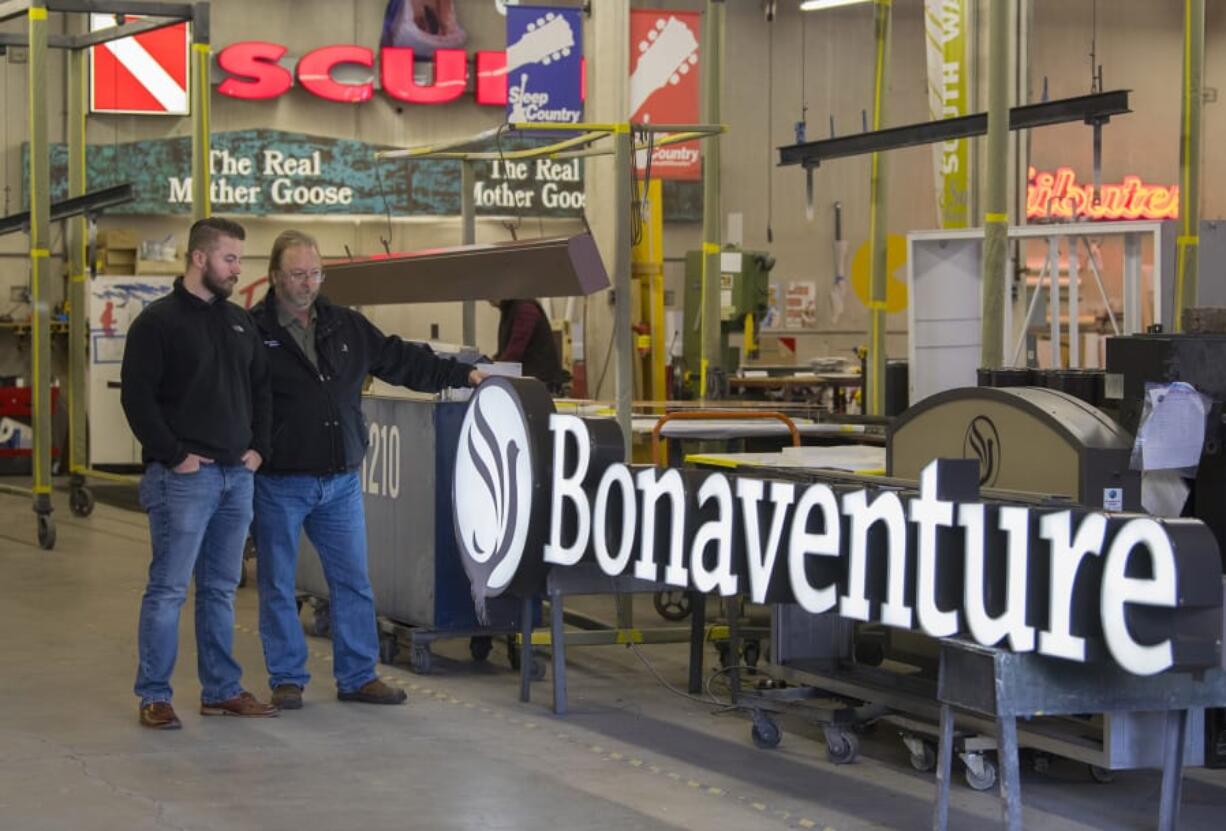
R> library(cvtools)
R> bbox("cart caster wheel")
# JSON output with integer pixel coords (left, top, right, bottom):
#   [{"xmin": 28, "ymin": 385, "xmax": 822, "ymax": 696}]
[
  {"xmin": 854, "ymin": 639, "xmax": 885, "ymax": 667},
  {"xmin": 379, "ymin": 634, "xmax": 400, "ymax": 665},
  {"xmin": 1032, "ymin": 752, "xmax": 1053, "ymax": 775},
  {"xmin": 909, "ymin": 742, "xmax": 937, "ymax": 772},
  {"xmin": 964, "ymin": 756, "xmax": 999, "ymax": 792},
  {"xmin": 653, "ymin": 590, "xmax": 692, "ymax": 621},
  {"xmin": 824, "ymin": 730, "xmax": 860, "ymax": 765},
  {"xmin": 37, "ymin": 515, "xmax": 56, "ymax": 550},
  {"xmin": 529, "ymin": 656, "xmax": 547, "ymax": 682},
  {"xmin": 750, "ymin": 711, "xmax": 782, "ymax": 749},
  {"xmin": 743, "ymin": 639, "xmax": 762, "ymax": 670},
  {"xmin": 410, "ymin": 645, "xmax": 434, "ymax": 675},
  {"xmin": 470, "ymin": 636, "xmax": 493, "ymax": 663},
  {"xmin": 715, "ymin": 641, "xmax": 732, "ymax": 670},
  {"xmin": 1088, "ymin": 765, "xmax": 1115, "ymax": 784},
  {"xmin": 309, "ymin": 605, "xmax": 331, "ymax": 638},
  {"xmin": 69, "ymin": 487, "xmax": 95, "ymax": 517}
]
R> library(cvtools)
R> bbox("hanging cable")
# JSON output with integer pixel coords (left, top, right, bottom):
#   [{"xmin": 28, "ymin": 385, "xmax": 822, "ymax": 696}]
[
  {"xmin": 373, "ymin": 155, "xmax": 395, "ymax": 253},
  {"xmin": 765, "ymin": 16, "xmax": 774, "ymax": 243}
]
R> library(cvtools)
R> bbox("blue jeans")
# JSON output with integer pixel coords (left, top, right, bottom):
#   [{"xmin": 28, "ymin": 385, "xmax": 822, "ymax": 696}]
[
  {"xmin": 135, "ymin": 463, "xmax": 253, "ymax": 706},
  {"xmin": 253, "ymin": 471, "xmax": 379, "ymax": 694}
]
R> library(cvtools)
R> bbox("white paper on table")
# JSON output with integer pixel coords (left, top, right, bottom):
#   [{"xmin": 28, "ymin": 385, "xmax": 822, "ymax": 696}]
[
  {"xmin": 1136, "ymin": 382, "xmax": 1210, "ymax": 471},
  {"xmin": 1141, "ymin": 470, "xmax": 1191, "ymax": 517}
]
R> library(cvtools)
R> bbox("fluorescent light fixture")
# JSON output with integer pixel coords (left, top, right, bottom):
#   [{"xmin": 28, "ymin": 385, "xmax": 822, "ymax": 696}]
[{"xmin": 800, "ymin": 0, "xmax": 873, "ymax": 11}]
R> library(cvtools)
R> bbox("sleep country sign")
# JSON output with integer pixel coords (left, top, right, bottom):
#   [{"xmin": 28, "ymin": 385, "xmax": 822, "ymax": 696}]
[{"xmin": 505, "ymin": 6, "xmax": 584, "ymax": 124}]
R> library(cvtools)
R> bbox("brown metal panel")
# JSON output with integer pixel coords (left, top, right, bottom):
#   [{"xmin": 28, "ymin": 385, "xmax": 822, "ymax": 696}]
[{"xmin": 322, "ymin": 233, "xmax": 609, "ymax": 306}]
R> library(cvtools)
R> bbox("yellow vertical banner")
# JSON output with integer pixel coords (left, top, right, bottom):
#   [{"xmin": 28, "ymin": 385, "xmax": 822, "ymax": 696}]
[{"xmin": 925, "ymin": 0, "xmax": 969, "ymax": 229}]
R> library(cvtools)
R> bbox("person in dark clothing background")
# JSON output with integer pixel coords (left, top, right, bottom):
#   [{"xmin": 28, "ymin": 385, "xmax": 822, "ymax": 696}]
[
  {"xmin": 251, "ymin": 230, "xmax": 485, "ymax": 711},
  {"xmin": 492, "ymin": 299, "xmax": 569, "ymax": 393},
  {"xmin": 122, "ymin": 216, "xmax": 277, "ymax": 729}
]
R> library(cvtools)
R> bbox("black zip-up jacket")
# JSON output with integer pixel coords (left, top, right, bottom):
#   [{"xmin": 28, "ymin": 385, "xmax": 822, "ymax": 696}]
[
  {"xmin": 121, "ymin": 277, "xmax": 272, "ymax": 467},
  {"xmin": 250, "ymin": 288, "xmax": 475, "ymax": 475}
]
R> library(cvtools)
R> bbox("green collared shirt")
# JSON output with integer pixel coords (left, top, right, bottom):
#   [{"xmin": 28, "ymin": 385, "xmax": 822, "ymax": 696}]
[{"xmin": 277, "ymin": 301, "xmax": 318, "ymax": 369}]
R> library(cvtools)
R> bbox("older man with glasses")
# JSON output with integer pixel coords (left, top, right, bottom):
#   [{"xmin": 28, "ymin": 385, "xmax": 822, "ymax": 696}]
[{"xmin": 249, "ymin": 230, "xmax": 485, "ymax": 709}]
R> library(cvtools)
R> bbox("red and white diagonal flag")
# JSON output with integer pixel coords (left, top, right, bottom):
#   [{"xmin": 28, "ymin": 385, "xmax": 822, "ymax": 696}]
[{"xmin": 90, "ymin": 14, "xmax": 190, "ymax": 115}]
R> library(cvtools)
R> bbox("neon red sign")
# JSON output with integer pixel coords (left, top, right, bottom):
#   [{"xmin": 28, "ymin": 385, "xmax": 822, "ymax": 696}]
[
  {"xmin": 1027, "ymin": 167, "xmax": 1180, "ymax": 222},
  {"xmin": 216, "ymin": 41, "xmax": 580, "ymax": 107}
]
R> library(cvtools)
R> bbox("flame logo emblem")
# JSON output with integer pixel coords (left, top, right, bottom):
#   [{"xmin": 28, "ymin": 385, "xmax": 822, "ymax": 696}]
[
  {"xmin": 454, "ymin": 382, "xmax": 535, "ymax": 601},
  {"xmin": 963, "ymin": 416, "xmax": 1002, "ymax": 488}
]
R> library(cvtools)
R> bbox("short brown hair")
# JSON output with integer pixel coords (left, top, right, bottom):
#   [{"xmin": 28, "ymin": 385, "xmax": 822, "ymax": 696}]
[
  {"xmin": 185, "ymin": 217, "xmax": 246, "ymax": 266},
  {"xmin": 268, "ymin": 229, "xmax": 320, "ymax": 275}
]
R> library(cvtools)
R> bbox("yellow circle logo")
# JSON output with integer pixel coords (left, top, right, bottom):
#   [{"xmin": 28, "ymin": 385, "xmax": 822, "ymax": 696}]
[{"xmin": 851, "ymin": 233, "xmax": 909, "ymax": 313}]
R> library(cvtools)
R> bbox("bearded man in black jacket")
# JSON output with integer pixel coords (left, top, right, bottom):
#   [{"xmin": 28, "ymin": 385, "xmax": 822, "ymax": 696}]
[
  {"xmin": 249, "ymin": 230, "xmax": 484, "ymax": 710},
  {"xmin": 122, "ymin": 217, "xmax": 278, "ymax": 729}
]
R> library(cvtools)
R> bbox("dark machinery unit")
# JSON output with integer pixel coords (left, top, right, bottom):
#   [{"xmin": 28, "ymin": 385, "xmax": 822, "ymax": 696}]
[
  {"xmin": 682, "ymin": 248, "xmax": 774, "ymax": 390},
  {"xmin": 1106, "ymin": 334, "xmax": 1226, "ymax": 564},
  {"xmin": 1106, "ymin": 333, "xmax": 1226, "ymax": 766}
]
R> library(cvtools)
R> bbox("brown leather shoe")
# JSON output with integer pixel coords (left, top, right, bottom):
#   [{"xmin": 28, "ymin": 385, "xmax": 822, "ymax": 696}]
[
  {"xmin": 140, "ymin": 701, "xmax": 182, "ymax": 730},
  {"xmin": 200, "ymin": 691, "xmax": 279, "ymax": 718},
  {"xmin": 271, "ymin": 684, "xmax": 303, "ymax": 710},
  {"xmin": 337, "ymin": 679, "xmax": 407, "ymax": 705}
]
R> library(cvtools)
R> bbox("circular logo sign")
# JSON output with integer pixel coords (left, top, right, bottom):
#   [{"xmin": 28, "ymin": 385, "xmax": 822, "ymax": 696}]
[
  {"xmin": 453, "ymin": 378, "xmax": 551, "ymax": 600},
  {"xmin": 963, "ymin": 415, "xmax": 1002, "ymax": 488}
]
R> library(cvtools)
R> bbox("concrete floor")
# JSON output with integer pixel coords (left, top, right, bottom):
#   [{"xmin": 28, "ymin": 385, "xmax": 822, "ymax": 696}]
[{"xmin": 1, "ymin": 490, "xmax": 1225, "ymax": 831}]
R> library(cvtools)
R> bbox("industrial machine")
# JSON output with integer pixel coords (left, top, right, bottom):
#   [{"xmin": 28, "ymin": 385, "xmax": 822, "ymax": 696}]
[{"xmin": 681, "ymin": 247, "xmax": 774, "ymax": 393}]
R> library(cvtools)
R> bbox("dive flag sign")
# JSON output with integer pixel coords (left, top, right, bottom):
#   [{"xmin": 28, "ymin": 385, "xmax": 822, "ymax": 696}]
[
  {"xmin": 90, "ymin": 14, "xmax": 190, "ymax": 115},
  {"xmin": 505, "ymin": 6, "xmax": 583, "ymax": 124}
]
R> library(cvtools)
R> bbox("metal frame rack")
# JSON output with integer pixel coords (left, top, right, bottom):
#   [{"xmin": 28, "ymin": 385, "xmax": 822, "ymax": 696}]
[{"xmin": 0, "ymin": 0, "xmax": 211, "ymax": 548}]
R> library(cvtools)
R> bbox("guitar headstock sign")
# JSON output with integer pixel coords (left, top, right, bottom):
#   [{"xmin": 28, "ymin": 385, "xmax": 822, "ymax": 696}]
[
  {"xmin": 630, "ymin": 10, "xmax": 702, "ymax": 181},
  {"xmin": 505, "ymin": 6, "xmax": 583, "ymax": 125}
]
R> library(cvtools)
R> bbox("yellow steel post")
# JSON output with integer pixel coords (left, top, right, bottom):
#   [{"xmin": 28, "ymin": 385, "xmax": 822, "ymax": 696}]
[
  {"xmin": 68, "ymin": 40, "xmax": 88, "ymax": 488},
  {"xmin": 632, "ymin": 178, "xmax": 666, "ymax": 402},
  {"xmin": 865, "ymin": 0, "xmax": 892, "ymax": 416},
  {"xmin": 1175, "ymin": 0, "xmax": 1204, "ymax": 331},
  {"xmin": 191, "ymin": 4, "xmax": 211, "ymax": 220}
]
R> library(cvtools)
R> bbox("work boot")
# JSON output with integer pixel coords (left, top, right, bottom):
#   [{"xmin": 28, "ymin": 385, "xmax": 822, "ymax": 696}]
[
  {"xmin": 200, "ymin": 691, "xmax": 279, "ymax": 718},
  {"xmin": 139, "ymin": 701, "xmax": 182, "ymax": 730},
  {"xmin": 337, "ymin": 679, "xmax": 407, "ymax": 705},
  {"xmin": 271, "ymin": 684, "xmax": 303, "ymax": 710}
]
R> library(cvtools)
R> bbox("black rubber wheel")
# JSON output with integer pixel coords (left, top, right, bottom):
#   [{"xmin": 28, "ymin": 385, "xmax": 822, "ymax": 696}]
[
  {"xmin": 652, "ymin": 590, "xmax": 692, "ymax": 621},
  {"xmin": 715, "ymin": 641, "xmax": 732, "ymax": 670},
  {"xmin": 37, "ymin": 515, "xmax": 55, "ymax": 550},
  {"xmin": 825, "ymin": 730, "xmax": 860, "ymax": 765},
  {"xmin": 965, "ymin": 757, "xmax": 999, "ymax": 792},
  {"xmin": 470, "ymin": 636, "xmax": 493, "ymax": 662},
  {"xmin": 910, "ymin": 742, "xmax": 937, "ymax": 772},
  {"xmin": 69, "ymin": 487, "xmax": 95, "ymax": 517},
  {"xmin": 1088, "ymin": 765, "xmax": 1115, "ymax": 784},
  {"xmin": 529, "ymin": 657, "xmax": 547, "ymax": 682},
  {"xmin": 410, "ymin": 644, "xmax": 434, "ymax": 675},
  {"xmin": 310, "ymin": 605, "xmax": 331, "ymax": 638},
  {"xmin": 750, "ymin": 713, "xmax": 782, "ymax": 749},
  {"xmin": 743, "ymin": 639, "xmax": 762, "ymax": 669},
  {"xmin": 378, "ymin": 634, "xmax": 400, "ymax": 665},
  {"xmin": 854, "ymin": 639, "xmax": 885, "ymax": 667}
]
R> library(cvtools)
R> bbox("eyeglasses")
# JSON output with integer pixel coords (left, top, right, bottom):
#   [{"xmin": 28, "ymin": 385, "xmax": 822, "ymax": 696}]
[{"xmin": 282, "ymin": 269, "xmax": 325, "ymax": 284}]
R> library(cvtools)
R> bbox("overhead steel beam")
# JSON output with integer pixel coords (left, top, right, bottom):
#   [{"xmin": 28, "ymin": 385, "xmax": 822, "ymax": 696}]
[
  {"xmin": 71, "ymin": 16, "xmax": 186, "ymax": 48},
  {"xmin": 0, "ymin": 0, "xmax": 31, "ymax": 22},
  {"xmin": 779, "ymin": 90, "xmax": 1131, "ymax": 167},
  {"xmin": 0, "ymin": 17, "xmax": 182, "ymax": 48},
  {"xmin": 47, "ymin": 0, "xmax": 195, "ymax": 15},
  {"xmin": 0, "ymin": 184, "xmax": 134, "ymax": 237}
]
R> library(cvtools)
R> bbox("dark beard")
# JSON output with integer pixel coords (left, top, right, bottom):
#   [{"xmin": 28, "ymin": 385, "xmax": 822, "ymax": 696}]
[{"xmin": 202, "ymin": 269, "xmax": 234, "ymax": 300}]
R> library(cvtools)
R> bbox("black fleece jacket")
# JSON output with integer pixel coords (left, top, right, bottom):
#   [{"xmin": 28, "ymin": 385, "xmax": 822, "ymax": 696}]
[
  {"xmin": 121, "ymin": 277, "xmax": 272, "ymax": 467},
  {"xmin": 250, "ymin": 288, "xmax": 475, "ymax": 475}
]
